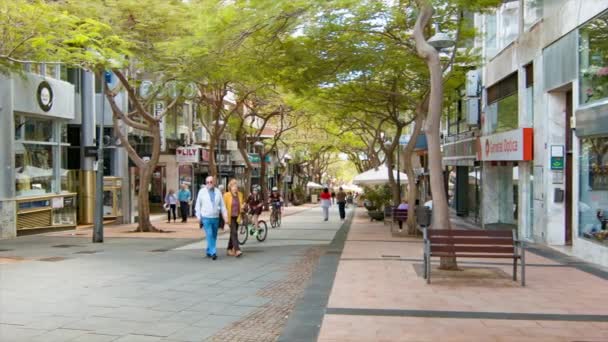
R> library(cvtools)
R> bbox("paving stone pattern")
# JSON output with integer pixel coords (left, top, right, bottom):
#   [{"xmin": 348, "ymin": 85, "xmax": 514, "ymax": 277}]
[{"xmin": 207, "ymin": 247, "xmax": 324, "ymax": 342}]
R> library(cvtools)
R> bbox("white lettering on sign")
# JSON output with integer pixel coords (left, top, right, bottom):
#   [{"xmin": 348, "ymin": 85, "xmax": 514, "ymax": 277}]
[
  {"xmin": 176, "ymin": 146, "xmax": 200, "ymax": 163},
  {"xmin": 478, "ymin": 128, "xmax": 533, "ymax": 161}
]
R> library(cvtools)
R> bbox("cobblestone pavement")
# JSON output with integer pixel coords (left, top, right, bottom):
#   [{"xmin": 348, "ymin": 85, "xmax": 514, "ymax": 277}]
[
  {"xmin": 208, "ymin": 247, "xmax": 325, "ymax": 342},
  {"xmin": 0, "ymin": 206, "xmax": 348, "ymax": 342}
]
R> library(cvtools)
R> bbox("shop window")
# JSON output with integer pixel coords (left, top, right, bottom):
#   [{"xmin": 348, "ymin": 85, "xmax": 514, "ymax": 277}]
[
  {"xmin": 579, "ymin": 137, "xmax": 608, "ymax": 245},
  {"xmin": 580, "ymin": 11, "xmax": 608, "ymax": 106},
  {"xmin": 486, "ymin": 72, "xmax": 519, "ymax": 134},
  {"xmin": 523, "ymin": 0, "xmax": 543, "ymax": 31},
  {"xmin": 15, "ymin": 116, "xmax": 53, "ymax": 142},
  {"xmin": 15, "ymin": 143, "xmax": 54, "ymax": 196}
]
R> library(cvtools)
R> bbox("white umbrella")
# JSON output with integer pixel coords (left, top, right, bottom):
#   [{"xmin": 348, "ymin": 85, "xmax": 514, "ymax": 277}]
[
  {"xmin": 353, "ymin": 165, "xmax": 408, "ymax": 186},
  {"xmin": 341, "ymin": 184, "xmax": 363, "ymax": 192},
  {"xmin": 306, "ymin": 181, "xmax": 323, "ymax": 189}
]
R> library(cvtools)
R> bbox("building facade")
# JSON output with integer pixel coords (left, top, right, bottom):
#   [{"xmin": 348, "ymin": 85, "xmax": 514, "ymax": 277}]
[{"xmin": 469, "ymin": 0, "xmax": 608, "ymax": 266}]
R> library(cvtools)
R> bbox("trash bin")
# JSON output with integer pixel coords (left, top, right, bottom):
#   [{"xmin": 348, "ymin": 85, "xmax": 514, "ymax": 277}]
[{"xmin": 416, "ymin": 206, "xmax": 432, "ymax": 227}]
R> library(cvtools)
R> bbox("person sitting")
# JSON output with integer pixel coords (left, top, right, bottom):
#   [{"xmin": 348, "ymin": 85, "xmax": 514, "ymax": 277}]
[{"xmin": 396, "ymin": 199, "xmax": 409, "ymax": 231}]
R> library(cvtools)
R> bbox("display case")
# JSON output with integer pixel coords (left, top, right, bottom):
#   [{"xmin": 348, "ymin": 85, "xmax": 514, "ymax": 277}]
[
  {"xmin": 16, "ymin": 193, "xmax": 77, "ymax": 230},
  {"xmin": 103, "ymin": 176, "xmax": 123, "ymax": 219}
]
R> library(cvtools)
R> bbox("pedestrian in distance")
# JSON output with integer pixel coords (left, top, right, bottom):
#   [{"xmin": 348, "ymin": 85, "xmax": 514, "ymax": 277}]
[
  {"xmin": 336, "ymin": 187, "xmax": 347, "ymax": 221},
  {"xmin": 165, "ymin": 189, "xmax": 177, "ymax": 223},
  {"xmin": 320, "ymin": 187, "xmax": 332, "ymax": 221},
  {"xmin": 194, "ymin": 176, "xmax": 228, "ymax": 260},
  {"xmin": 224, "ymin": 183, "xmax": 244, "ymax": 257},
  {"xmin": 178, "ymin": 184, "xmax": 191, "ymax": 223},
  {"xmin": 330, "ymin": 190, "xmax": 336, "ymax": 205}
]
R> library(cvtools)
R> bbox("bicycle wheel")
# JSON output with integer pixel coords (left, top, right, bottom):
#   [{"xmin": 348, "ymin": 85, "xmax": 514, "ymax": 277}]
[
  {"xmin": 270, "ymin": 211, "xmax": 277, "ymax": 228},
  {"xmin": 277, "ymin": 213, "xmax": 281, "ymax": 228},
  {"xmin": 256, "ymin": 220, "xmax": 268, "ymax": 242},
  {"xmin": 238, "ymin": 223, "xmax": 248, "ymax": 245}
]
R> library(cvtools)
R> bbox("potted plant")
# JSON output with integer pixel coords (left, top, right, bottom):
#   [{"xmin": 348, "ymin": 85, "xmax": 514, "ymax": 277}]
[{"xmin": 361, "ymin": 185, "xmax": 392, "ymax": 221}]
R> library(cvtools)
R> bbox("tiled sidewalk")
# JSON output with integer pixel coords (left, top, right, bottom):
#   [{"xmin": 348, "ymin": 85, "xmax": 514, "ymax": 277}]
[
  {"xmin": 42, "ymin": 204, "xmax": 316, "ymax": 239},
  {"xmin": 317, "ymin": 210, "xmax": 608, "ymax": 342}
]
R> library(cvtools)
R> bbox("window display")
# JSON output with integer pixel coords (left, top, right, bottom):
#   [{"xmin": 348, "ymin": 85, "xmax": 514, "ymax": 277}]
[
  {"xmin": 580, "ymin": 11, "xmax": 608, "ymax": 106},
  {"xmin": 15, "ymin": 144, "xmax": 54, "ymax": 196},
  {"xmin": 579, "ymin": 137, "xmax": 608, "ymax": 245}
]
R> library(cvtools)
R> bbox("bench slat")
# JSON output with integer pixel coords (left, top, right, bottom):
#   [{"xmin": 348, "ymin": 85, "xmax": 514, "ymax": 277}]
[
  {"xmin": 430, "ymin": 237, "xmax": 513, "ymax": 245},
  {"xmin": 430, "ymin": 245, "xmax": 515, "ymax": 254},
  {"xmin": 430, "ymin": 253, "xmax": 521, "ymax": 259},
  {"xmin": 427, "ymin": 229, "xmax": 513, "ymax": 237}
]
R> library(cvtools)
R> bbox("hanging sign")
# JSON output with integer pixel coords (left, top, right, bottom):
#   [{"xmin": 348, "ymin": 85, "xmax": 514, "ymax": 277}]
[
  {"xmin": 478, "ymin": 128, "xmax": 533, "ymax": 161},
  {"xmin": 176, "ymin": 146, "xmax": 199, "ymax": 163}
]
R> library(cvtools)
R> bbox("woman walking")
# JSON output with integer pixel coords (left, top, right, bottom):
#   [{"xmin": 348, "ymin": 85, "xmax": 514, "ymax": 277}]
[
  {"xmin": 223, "ymin": 183, "xmax": 244, "ymax": 257},
  {"xmin": 165, "ymin": 189, "xmax": 177, "ymax": 223},
  {"xmin": 320, "ymin": 187, "xmax": 332, "ymax": 221}
]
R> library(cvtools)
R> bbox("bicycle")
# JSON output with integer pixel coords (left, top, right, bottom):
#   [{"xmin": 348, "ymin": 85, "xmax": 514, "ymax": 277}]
[
  {"xmin": 237, "ymin": 212, "xmax": 268, "ymax": 245},
  {"xmin": 270, "ymin": 202, "xmax": 282, "ymax": 228}
]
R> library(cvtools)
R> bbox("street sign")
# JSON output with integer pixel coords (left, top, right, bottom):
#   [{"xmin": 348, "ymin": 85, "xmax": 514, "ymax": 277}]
[{"xmin": 551, "ymin": 156, "xmax": 564, "ymax": 170}]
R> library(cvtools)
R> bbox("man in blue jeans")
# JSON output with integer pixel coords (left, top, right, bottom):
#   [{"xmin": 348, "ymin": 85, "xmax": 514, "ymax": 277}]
[{"xmin": 194, "ymin": 176, "xmax": 228, "ymax": 260}]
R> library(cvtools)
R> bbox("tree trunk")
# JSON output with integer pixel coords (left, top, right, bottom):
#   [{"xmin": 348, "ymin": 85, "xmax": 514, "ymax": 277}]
[
  {"xmin": 403, "ymin": 116, "xmax": 424, "ymax": 235},
  {"xmin": 137, "ymin": 167, "xmax": 156, "ymax": 232},
  {"xmin": 209, "ymin": 135, "xmax": 218, "ymax": 180},
  {"xmin": 260, "ymin": 154, "xmax": 268, "ymax": 208},
  {"xmin": 413, "ymin": 0, "xmax": 457, "ymax": 270},
  {"xmin": 385, "ymin": 150, "xmax": 398, "ymax": 205}
]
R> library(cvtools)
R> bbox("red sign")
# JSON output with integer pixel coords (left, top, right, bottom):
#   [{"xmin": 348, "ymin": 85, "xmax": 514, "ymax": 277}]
[
  {"xmin": 176, "ymin": 146, "xmax": 200, "ymax": 163},
  {"xmin": 477, "ymin": 128, "xmax": 533, "ymax": 161}
]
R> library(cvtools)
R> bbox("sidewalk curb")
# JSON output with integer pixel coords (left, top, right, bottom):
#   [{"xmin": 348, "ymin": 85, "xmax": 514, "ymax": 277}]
[{"xmin": 277, "ymin": 209, "xmax": 354, "ymax": 342}]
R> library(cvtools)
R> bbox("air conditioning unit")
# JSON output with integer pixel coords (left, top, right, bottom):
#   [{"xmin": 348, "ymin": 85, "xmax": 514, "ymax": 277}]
[{"xmin": 194, "ymin": 127, "xmax": 209, "ymax": 143}]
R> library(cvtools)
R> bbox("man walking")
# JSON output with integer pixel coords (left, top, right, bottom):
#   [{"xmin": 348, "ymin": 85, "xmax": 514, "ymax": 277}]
[
  {"xmin": 336, "ymin": 187, "xmax": 347, "ymax": 221},
  {"xmin": 195, "ymin": 176, "xmax": 228, "ymax": 260},
  {"xmin": 178, "ymin": 184, "xmax": 191, "ymax": 223}
]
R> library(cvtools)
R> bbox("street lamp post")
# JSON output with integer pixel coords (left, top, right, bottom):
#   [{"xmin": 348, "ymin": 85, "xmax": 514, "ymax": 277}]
[{"xmin": 93, "ymin": 71, "xmax": 111, "ymax": 243}]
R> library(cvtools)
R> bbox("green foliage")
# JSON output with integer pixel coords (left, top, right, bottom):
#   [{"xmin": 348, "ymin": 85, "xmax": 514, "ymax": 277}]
[{"xmin": 361, "ymin": 185, "xmax": 392, "ymax": 210}]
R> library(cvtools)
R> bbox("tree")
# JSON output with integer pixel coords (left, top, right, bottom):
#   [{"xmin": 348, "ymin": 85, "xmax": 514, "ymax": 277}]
[
  {"xmin": 62, "ymin": 0, "xmax": 193, "ymax": 232},
  {"xmin": 411, "ymin": 0, "xmax": 501, "ymax": 268}
]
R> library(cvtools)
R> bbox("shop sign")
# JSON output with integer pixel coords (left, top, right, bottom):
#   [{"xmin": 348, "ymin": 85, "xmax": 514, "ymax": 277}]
[
  {"xmin": 37, "ymin": 81, "xmax": 53, "ymax": 112},
  {"xmin": 478, "ymin": 128, "xmax": 533, "ymax": 161},
  {"xmin": 234, "ymin": 166, "xmax": 245, "ymax": 175},
  {"xmin": 248, "ymin": 153, "xmax": 261, "ymax": 163},
  {"xmin": 201, "ymin": 149, "xmax": 210, "ymax": 162},
  {"xmin": 176, "ymin": 146, "xmax": 199, "ymax": 163},
  {"xmin": 550, "ymin": 145, "xmax": 564, "ymax": 170}
]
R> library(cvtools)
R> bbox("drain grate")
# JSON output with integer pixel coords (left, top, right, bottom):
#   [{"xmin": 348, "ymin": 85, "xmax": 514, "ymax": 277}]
[
  {"xmin": 381, "ymin": 255, "xmax": 401, "ymax": 258},
  {"xmin": 52, "ymin": 244, "xmax": 82, "ymax": 248},
  {"xmin": 74, "ymin": 251, "xmax": 100, "ymax": 254},
  {"xmin": 149, "ymin": 249, "xmax": 169, "ymax": 253},
  {"xmin": 38, "ymin": 257, "xmax": 68, "ymax": 262},
  {"xmin": 0, "ymin": 249, "xmax": 14, "ymax": 252}
]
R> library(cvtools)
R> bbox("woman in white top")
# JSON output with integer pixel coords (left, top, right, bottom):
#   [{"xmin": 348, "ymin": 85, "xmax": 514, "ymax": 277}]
[{"xmin": 165, "ymin": 189, "xmax": 178, "ymax": 223}]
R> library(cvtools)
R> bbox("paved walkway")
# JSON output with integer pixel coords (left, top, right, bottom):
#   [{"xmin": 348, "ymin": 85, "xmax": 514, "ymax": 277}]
[
  {"xmin": 0, "ymin": 205, "xmax": 348, "ymax": 342},
  {"xmin": 309, "ymin": 209, "xmax": 608, "ymax": 342}
]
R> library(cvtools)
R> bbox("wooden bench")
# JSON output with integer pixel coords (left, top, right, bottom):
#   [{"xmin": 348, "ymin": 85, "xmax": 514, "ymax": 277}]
[
  {"xmin": 422, "ymin": 228, "xmax": 526, "ymax": 286},
  {"xmin": 389, "ymin": 208, "xmax": 408, "ymax": 230}
]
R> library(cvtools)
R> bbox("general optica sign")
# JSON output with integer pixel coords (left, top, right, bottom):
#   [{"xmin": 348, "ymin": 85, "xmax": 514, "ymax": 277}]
[{"xmin": 477, "ymin": 128, "xmax": 533, "ymax": 161}]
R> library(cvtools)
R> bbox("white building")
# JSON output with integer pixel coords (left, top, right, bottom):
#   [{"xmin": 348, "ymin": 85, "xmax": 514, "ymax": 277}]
[{"xmin": 473, "ymin": 0, "xmax": 608, "ymax": 266}]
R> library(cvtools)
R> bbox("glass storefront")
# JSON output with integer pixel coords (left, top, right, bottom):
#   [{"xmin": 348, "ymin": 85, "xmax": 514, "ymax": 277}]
[
  {"xmin": 580, "ymin": 10, "xmax": 608, "ymax": 106},
  {"xmin": 14, "ymin": 115, "xmax": 64, "ymax": 197},
  {"xmin": 579, "ymin": 136, "xmax": 608, "ymax": 245}
]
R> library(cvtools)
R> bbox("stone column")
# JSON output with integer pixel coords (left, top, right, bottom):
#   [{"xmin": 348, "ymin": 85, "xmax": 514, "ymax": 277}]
[
  {"xmin": 0, "ymin": 75, "xmax": 16, "ymax": 238},
  {"xmin": 79, "ymin": 70, "xmax": 96, "ymax": 224}
]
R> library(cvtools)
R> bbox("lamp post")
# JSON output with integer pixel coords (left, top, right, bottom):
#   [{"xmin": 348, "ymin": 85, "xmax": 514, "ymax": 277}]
[
  {"xmin": 93, "ymin": 71, "xmax": 111, "ymax": 243},
  {"xmin": 427, "ymin": 23, "xmax": 456, "ymax": 50}
]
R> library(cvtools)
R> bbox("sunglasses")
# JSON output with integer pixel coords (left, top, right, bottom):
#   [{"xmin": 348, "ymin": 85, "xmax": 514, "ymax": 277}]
[{"xmin": 206, "ymin": 181, "xmax": 214, "ymax": 184}]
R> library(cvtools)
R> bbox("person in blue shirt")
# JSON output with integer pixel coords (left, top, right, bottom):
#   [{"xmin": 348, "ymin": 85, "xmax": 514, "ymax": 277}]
[{"xmin": 178, "ymin": 184, "xmax": 192, "ymax": 223}]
